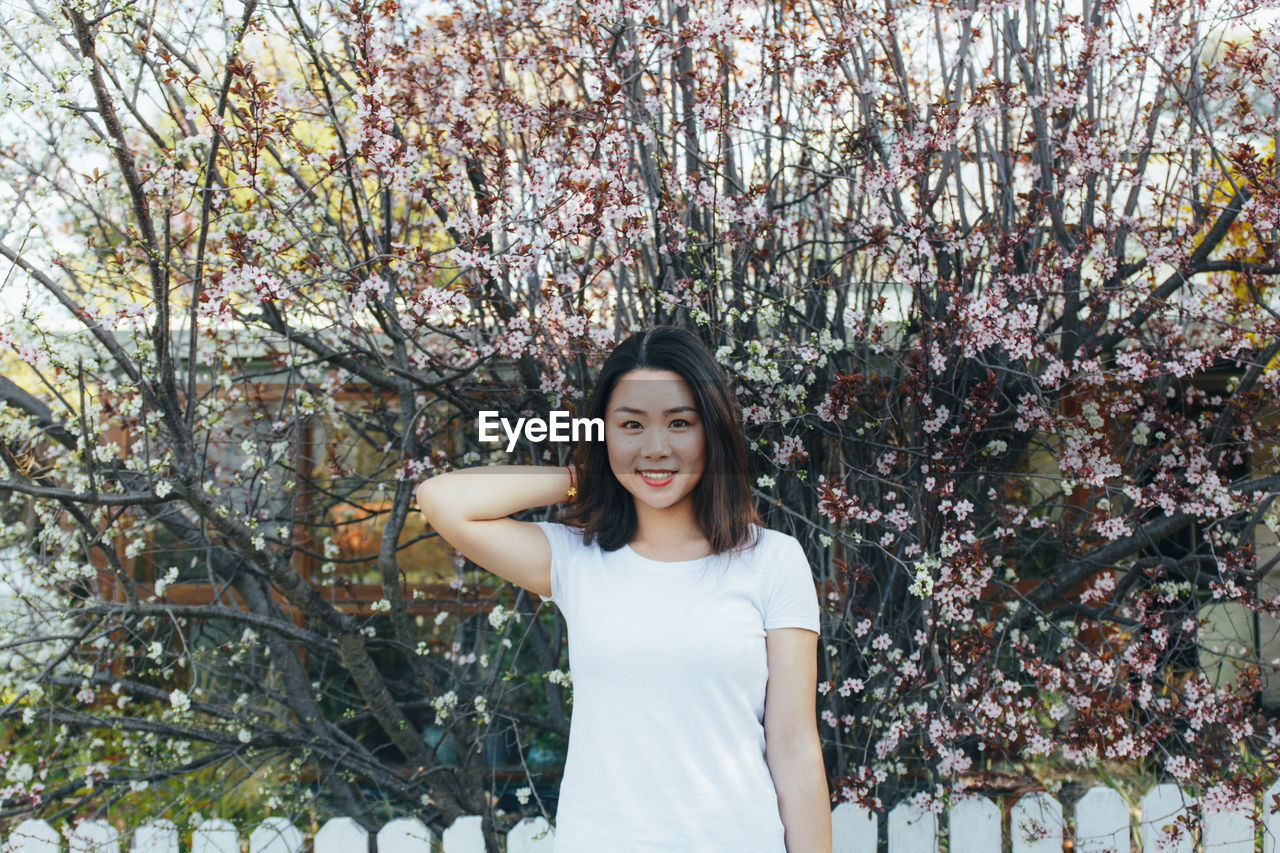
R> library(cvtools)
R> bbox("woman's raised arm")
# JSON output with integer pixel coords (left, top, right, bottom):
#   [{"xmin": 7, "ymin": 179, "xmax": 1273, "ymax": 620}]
[{"xmin": 415, "ymin": 465, "xmax": 571, "ymax": 598}]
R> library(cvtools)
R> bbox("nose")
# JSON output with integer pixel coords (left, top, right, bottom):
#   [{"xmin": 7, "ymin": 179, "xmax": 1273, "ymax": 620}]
[{"xmin": 642, "ymin": 427, "xmax": 671, "ymax": 458}]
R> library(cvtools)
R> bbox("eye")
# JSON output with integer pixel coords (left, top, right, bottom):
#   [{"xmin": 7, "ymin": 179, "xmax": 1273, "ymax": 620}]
[
  {"xmin": 621, "ymin": 420, "xmax": 642, "ymax": 430},
  {"xmin": 670, "ymin": 418, "xmax": 691, "ymax": 429}
]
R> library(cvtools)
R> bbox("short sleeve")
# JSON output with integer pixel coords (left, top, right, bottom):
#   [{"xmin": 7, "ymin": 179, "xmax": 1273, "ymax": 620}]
[
  {"xmin": 534, "ymin": 521, "xmax": 581, "ymax": 615},
  {"xmin": 763, "ymin": 535, "xmax": 821, "ymax": 633}
]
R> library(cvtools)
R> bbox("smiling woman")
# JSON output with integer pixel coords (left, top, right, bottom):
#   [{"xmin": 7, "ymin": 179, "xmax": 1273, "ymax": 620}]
[
  {"xmin": 561, "ymin": 329, "xmax": 761, "ymax": 563},
  {"xmin": 605, "ymin": 372, "xmax": 707, "ymax": 528},
  {"xmin": 414, "ymin": 327, "xmax": 830, "ymax": 852}
]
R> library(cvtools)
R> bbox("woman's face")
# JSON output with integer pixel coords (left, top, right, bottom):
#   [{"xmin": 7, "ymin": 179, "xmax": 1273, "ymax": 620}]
[{"xmin": 604, "ymin": 368, "xmax": 706, "ymax": 517}]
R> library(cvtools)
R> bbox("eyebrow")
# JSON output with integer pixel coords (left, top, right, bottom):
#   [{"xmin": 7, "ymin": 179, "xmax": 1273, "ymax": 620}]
[{"xmin": 612, "ymin": 406, "xmax": 698, "ymax": 415}]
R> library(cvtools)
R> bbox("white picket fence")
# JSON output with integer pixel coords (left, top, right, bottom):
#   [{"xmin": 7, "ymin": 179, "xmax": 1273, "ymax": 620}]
[{"xmin": 3, "ymin": 781, "xmax": 1280, "ymax": 852}]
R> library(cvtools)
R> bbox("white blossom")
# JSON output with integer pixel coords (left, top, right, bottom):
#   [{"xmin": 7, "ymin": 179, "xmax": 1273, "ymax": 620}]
[{"xmin": 169, "ymin": 689, "xmax": 191, "ymax": 714}]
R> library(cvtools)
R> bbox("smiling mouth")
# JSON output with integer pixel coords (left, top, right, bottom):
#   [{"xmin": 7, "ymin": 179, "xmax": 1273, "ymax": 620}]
[{"xmin": 637, "ymin": 469, "xmax": 676, "ymax": 486}]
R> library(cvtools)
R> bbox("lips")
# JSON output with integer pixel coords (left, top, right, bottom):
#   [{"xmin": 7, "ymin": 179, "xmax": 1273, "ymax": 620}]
[{"xmin": 637, "ymin": 469, "xmax": 676, "ymax": 487}]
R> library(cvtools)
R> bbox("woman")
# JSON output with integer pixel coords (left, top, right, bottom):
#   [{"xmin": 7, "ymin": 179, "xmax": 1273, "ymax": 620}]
[{"xmin": 415, "ymin": 327, "xmax": 831, "ymax": 852}]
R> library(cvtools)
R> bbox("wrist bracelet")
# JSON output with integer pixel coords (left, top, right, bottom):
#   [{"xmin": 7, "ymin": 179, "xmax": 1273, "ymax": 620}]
[{"xmin": 564, "ymin": 464, "xmax": 577, "ymax": 500}]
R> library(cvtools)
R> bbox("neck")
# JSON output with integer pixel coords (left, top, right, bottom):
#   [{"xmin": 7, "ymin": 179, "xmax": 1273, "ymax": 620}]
[{"xmin": 632, "ymin": 500, "xmax": 704, "ymax": 548}]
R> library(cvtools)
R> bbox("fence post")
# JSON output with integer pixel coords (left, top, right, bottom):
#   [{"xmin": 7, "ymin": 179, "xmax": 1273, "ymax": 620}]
[
  {"xmin": 1010, "ymin": 792, "xmax": 1063, "ymax": 853},
  {"xmin": 1264, "ymin": 779, "xmax": 1280, "ymax": 853},
  {"xmin": 191, "ymin": 820, "xmax": 237, "ymax": 853},
  {"xmin": 4, "ymin": 819, "xmax": 60, "ymax": 853},
  {"xmin": 949, "ymin": 795, "xmax": 999, "ymax": 853},
  {"xmin": 131, "ymin": 821, "xmax": 178, "ymax": 853},
  {"xmin": 1140, "ymin": 783, "xmax": 1193, "ymax": 853},
  {"xmin": 376, "ymin": 818, "xmax": 432, "ymax": 853},
  {"xmin": 69, "ymin": 822, "xmax": 119, "ymax": 853},
  {"xmin": 248, "ymin": 819, "xmax": 302, "ymax": 853},
  {"xmin": 440, "ymin": 817, "xmax": 482, "ymax": 853},
  {"xmin": 504, "ymin": 818, "xmax": 553, "ymax": 853},
  {"xmin": 831, "ymin": 802, "xmax": 877, "ymax": 853},
  {"xmin": 315, "ymin": 818, "xmax": 368, "ymax": 853},
  {"xmin": 1074, "ymin": 786, "xmax": 1130, "ymax": 853},
  {"xmin": 1202, "ymin": 792, "xmax": 1254, "ymax": 853},
  {"xmin": 888, "ymin": 800, "xmax": 936, "ymax": 853}
]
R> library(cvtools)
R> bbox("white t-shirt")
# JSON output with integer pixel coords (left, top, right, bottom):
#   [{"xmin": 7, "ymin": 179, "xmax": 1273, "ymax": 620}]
[{"xmin": 535, "ymin": 521, "xmax": 821, "ymax": 852}]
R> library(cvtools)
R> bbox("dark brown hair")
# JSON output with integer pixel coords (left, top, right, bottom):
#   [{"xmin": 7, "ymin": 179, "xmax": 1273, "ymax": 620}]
[{"xmin": 565, "ymin": 326, "xmax": 759, "ymax": 554}]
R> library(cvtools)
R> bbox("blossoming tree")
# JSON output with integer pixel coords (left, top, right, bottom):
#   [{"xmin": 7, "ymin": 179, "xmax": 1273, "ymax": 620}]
[{"xmin": 0, "ymin": 0, "xmax": 1278, "ymax": 845}]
